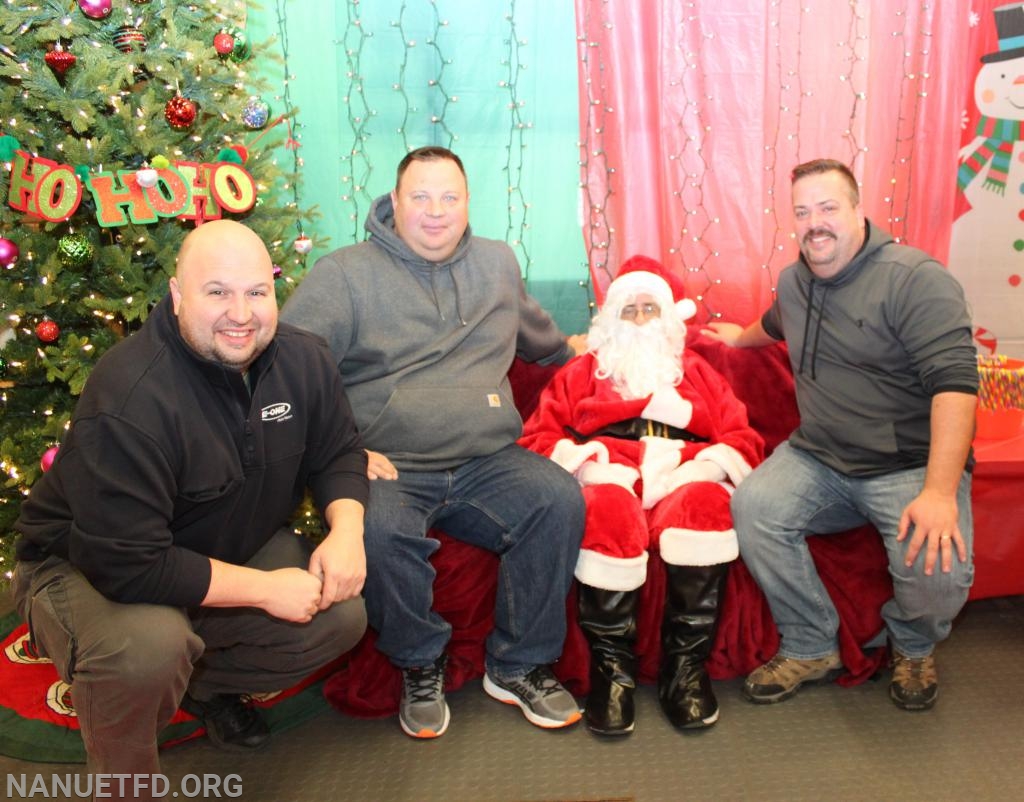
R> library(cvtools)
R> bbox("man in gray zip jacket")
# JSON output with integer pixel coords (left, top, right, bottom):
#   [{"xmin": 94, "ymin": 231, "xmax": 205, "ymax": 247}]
[
  {"xmin": 704, "ymin": 158, "xmax": 978, "ymax": 711},
  {"xmin": 281, "ymin": 146, "xmax": 586, "ymax": 738}
]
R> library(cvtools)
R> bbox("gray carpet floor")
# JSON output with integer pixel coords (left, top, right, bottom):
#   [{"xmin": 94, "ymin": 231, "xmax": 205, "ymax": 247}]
[{"xmin": 2, "ymin": 595, "xmax": 1022, "ymax": 802}]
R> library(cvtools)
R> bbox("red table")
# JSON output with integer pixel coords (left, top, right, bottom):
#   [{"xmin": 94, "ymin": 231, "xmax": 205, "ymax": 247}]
[{"xmin": 969, "ymin": 426, "xmax": 1024, "ymax": 599}]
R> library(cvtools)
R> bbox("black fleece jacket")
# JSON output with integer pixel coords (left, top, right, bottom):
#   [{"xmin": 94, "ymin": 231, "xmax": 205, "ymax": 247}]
[{"xmin": 15, "ymin": 296, "xmax": 369, "ymax": 607}]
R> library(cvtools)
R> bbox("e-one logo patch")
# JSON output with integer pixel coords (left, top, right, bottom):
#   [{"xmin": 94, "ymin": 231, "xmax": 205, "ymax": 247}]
[{"xmin": 261, "ymin": 402, "xmax": 292, "ymax": 422}]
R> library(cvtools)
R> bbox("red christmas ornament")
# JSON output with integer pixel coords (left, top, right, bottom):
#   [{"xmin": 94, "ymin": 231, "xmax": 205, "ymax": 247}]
[
  {"xmin": 164, "ymin": 96, "xmax": 197, "ymax": 131},
  {"xmin": 214, "ymin": 31, "xmax": 235, "ymax": 56},
  {"xmin": 112, "ymin": 25, "xmax": 147, "ymax": 54},
  {"xmin": 36, "ymin": 319, "xmax": 60, "ymax": 343},
  {"xmin": 44, "ymin": 48, "xmax": 77, "ymax": 76},
  {"xmin": 229, "ymin": 144, "xmax": 249, "ymax": 163},
  {"xmin": 40, "ymin": 445, "xmax": 59, "ymax": 473}
]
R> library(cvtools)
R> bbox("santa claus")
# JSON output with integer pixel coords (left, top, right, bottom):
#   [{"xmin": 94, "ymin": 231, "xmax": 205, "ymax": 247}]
[{"xmin": 520, "ymin": 255, "xmax": 763, "ymax": 735}]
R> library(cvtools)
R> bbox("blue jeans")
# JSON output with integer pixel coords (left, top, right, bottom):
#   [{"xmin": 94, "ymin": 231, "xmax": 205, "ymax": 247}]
[
  {"xmin": 731, "ymin": 442, "xmax": 974, "ymax": 660},
  {"xmin": 362, "ymin": 443, "xmax": 585, "ymax": 678}
]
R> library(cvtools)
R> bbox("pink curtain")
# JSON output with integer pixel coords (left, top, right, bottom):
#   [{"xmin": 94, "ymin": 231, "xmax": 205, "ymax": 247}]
[{"xmin": 575, "ymin": 0, "xmax": 974, "ymax": 325}]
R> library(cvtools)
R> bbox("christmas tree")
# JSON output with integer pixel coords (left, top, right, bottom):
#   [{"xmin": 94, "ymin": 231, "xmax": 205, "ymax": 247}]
[{"xmin": 0, "ymin": 0, "xmax": 320, "ymax": 581}]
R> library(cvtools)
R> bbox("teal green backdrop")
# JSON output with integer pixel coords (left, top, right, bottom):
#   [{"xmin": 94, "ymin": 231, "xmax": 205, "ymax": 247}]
[{"xmin": 249, "ymin": 1, "xmax": 593, "ymax": 333}]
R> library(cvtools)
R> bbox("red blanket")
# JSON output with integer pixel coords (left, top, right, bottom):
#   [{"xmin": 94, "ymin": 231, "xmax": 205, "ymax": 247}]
[{"xmin": 324, "ymin": 333, "xmax": 892, "ymax": 717}]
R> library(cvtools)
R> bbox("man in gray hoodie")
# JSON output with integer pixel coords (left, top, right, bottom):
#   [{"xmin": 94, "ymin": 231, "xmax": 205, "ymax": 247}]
[
  {"xmin": 704, "ymin": 158, "xmax": 978, "ymax": 712},
  {"xmin": 281, "ymin": 146, "xmax": 586, "ymax": 738}
]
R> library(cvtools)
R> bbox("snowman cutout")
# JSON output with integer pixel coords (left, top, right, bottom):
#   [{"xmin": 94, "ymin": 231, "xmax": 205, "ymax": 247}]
[{"xmin": 950, "ymin": 2, "xmax": 1024, "ymax": 358}]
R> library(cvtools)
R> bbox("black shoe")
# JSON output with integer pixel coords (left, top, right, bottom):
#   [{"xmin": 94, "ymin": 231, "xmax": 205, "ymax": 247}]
[{"xmin": 182, "ymin": 693, "xmax": 271, "ymax": 752}]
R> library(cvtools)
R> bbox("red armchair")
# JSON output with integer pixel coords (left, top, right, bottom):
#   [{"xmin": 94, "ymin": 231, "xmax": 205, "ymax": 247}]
[{"xmin": 323, "ymin": 332, "xmax": 892, "ymax": 717}]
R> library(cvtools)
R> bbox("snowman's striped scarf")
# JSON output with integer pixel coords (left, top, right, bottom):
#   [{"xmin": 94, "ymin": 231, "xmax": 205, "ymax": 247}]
[{"xmin": 957, "ymin": 115, "xmax": 1022, "ymax": 195}]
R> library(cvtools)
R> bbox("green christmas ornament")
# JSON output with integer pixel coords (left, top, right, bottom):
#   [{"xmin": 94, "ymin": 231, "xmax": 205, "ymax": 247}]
[
  {"xmin": 229, "ymin": 30, "xmax": 250, "ymax": 63},
  {"xmin": 0, "ymin": 134, "xmax": 21, "ymax": 162},
  {"xmin": 57, "ymin": 233, "xmax": 95, "ymax": 270},
  {"xmin": 215, "ymin": 146, "xmax": 243, "ymax": 164}
]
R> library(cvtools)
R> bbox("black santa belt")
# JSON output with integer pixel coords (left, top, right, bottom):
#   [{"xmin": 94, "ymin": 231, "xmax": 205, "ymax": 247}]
[{"xmin": 566, "ymin": 418, "xmax": 709, "ymax": 443}]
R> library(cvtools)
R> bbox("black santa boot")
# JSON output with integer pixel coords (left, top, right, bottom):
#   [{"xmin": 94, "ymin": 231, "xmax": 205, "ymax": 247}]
[
  {"xmin": 658, "ymin": 562, "xmax": 729, "ymax": 730},
  {"xmin": 577, "ymin": 583, "xmax": 640, "ymax": 736}
]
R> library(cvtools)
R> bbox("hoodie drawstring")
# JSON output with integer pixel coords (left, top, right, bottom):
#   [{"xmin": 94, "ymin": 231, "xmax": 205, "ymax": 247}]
[
  {"xmin": 797, "ymin": 278, "xmax": 829, "ymax": 381},
  {"xmin": 424, "ymin": 265, "xmax": 467, "ymax": 326},
  {"xmin": 450, "ymin": 268, "xmax": 467, "ymax": 326},
  {"xmin": 428, "ymin": 269, "xmax": 445, "ymax": 322}
]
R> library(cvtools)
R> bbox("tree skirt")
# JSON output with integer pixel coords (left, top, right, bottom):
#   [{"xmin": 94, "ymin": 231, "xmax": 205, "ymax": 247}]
[{"xmin": 0, "ymin": 611, "xmax": 332, "ymax": 763}]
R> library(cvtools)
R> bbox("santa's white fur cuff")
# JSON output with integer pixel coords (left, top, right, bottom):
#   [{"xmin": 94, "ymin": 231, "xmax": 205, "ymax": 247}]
[
  {"xmin": 550, "ymin": 438, "xmax": 609, "ymax": 474},
  {"xmin": 659, "ymin": 527, "xmax": 738, "ymax": 567},
  {"xmin": 574, "ymin": 548, "xmax": 649, "ymax": 591},
  {"xmin": 695, "ymin": 442, "xmax": 752, "ymax": 486}
]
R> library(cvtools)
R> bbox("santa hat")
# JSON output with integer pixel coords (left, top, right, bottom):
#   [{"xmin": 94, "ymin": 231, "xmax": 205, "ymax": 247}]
[{"xmin": 604, "ymin": 255, "xmax": 697, "ymax": 322}]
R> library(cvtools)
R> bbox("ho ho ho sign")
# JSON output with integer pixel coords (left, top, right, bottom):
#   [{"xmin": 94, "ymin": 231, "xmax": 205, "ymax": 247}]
[{"xmin": 6, "ymin": 150, "xmax": 257, "ymax": 226}]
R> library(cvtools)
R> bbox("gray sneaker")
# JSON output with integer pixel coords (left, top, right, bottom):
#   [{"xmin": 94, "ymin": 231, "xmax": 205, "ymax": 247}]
[
  {"xmin": 743, "ymin": 652, "xmax": 842, "ymax": 704},
  {"xmin": 399, "ymin": 656, "xmax": 450, "ymax": 739},
  {"xmin": 483, "ymin": 665, "xmax": 582, "ymax": 729}
]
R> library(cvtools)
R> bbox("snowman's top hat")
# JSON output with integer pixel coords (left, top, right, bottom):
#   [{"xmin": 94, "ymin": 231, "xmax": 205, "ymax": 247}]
[{"xmin": 982, "ymin": 3, "xmax": 1024, "ymax": 63}]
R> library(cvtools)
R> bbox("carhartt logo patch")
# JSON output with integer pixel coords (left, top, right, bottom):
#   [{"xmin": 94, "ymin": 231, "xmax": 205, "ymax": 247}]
[
  {"xmin": 261, "ymin": 402, "xmax": 293, "ymax": 422},
  {"xmin": 487, "ymin": 394, "xmax": 502, "ymax": 408}
]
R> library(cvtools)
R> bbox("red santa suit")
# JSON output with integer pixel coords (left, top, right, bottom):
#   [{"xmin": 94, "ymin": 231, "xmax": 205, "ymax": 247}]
[
  {"xmin": 520, "ymin": 349, "xmax": 763, "ymax": 591},
  {"xmin": 522, "ymin": 253, "xmax": 764, "ymax": 735}
]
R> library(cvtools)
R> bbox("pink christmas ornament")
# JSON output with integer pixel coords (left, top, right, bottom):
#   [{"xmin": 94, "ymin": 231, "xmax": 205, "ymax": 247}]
[
  {"xmin": 77, "ymin": 0, "xmax": 112, "ymax": 20},
  {"xmin": 40, "ymin": 445, "xmax": 59, "ymax": 473},
  {"xmin": 0, "ymin": 237, "xmax": 18, "ymax": 268}
]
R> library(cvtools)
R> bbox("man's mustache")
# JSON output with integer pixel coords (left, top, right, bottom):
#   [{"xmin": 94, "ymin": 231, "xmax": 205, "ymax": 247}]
[{"xmin": 803, "ymin": 228, "xmax": 836, "ymax": 244}]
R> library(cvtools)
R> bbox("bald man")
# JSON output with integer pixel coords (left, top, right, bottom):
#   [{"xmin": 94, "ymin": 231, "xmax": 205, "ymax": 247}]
[{"xmin": 13, "ymin": 220, "xmax": 369, "ymax": 791}]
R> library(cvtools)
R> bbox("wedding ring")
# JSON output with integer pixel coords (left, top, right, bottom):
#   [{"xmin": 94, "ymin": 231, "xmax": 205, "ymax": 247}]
[{"xmin": 940, "ymin": 534, "xmax": 951, "ymax": 541}]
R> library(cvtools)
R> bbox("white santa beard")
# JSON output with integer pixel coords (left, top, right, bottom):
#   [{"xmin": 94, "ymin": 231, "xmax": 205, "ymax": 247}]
[{"xmin": 592, "ymin": 317, "xmax": 684, "ymax": 400}]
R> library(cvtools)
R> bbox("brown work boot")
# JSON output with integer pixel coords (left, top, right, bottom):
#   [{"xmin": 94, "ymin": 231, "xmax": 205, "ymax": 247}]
[
  {"xmin": 889, "ymin": 651, "xmax": 938, "ymax": 711},
  {"xmin": 742, "ymin": 652, "xmax": 842, "ymax": 704}
]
